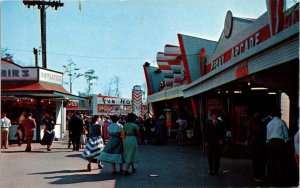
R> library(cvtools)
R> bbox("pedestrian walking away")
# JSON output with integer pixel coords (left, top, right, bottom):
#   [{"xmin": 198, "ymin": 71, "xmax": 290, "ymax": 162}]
[
  {"xmin": 67, "ymin": 112, "xmax": 73, "ymax": 149},
  {"xmin": 1, "ymin": 113, "xmax": 11, "ymax": 149},
  {"xmin": 247, "ymin": 110, "xmax": 267, "ymax": 181},
  {"xmin": 122, "ymin": 113, "xmax": 141, "ymax": 175},
  {"xmin": 70, "ymin": 112, "xmax": 84, "ymax": 151},
  {"xmin": 102, "ymin": 116, "xmax": 110, "ymax": 144},
  {"xmin": 266, "ymin": 108, "xmax": 289, "ymax": 186},
  {"xmin": 22, "ymin": 112, "xmax": 37, "ymax": 152},
  {"xmin": 17, "ymin": 111, "xmax": 26, "ymax": 145},
  {"xmin": 176, "ymin": 115, "xmax": 188, "ymax": 146},
  {"xmin": 203, "ymin": 110, "xmax": 226, "ymax": 175},
  {"xmin": 40, "ymin": 112, "xmax": 56, "ymax": 151},
  {"xmin": 154, "ymin": 115, "xmax": 166, "ymax": 145},
  {"xmin": 82, "ymin": 115, "xmax": 104, "ymax": 171},
  {"xmin": 98, "ymin": 115, "xmax": 124, "ymax": 174}
]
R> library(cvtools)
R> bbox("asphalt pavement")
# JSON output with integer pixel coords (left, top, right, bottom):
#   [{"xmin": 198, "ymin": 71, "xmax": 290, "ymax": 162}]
[{"xmin": 0, "ymin": 139, "xmax": 286, "ymax": 188}]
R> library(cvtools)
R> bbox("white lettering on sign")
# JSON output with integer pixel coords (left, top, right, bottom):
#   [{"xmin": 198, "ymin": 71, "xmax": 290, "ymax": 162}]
[
  {"xmin": 211, "ymin": 55, "xmax": 224, "ymax": 70},
  {"xmin": 39, "ymin": 69, "xmax": 63, "ymax": 85},
  {"xmin": 232, "ymin": 32, "xmax": 260, "ymax": 59}
]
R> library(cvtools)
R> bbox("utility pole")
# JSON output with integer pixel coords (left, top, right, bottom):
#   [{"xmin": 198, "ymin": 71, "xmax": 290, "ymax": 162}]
[
  {"xmin": 23, "ymin": 0, "xmax": 64, "ymax": 68},
  {"xmin": 33, "ymin": 48, "xmax": 38, "ymax": 67}
]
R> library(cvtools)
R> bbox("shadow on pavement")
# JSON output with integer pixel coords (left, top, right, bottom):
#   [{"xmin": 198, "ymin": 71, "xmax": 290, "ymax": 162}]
[
  {"xmin": 1, "ymin": 150, "xmax": 46, "ymax": 153},
  {"xmin": 45, "ymin": 172, "xmax": 115, "ymax": 184},
  {"xmin": 65, "ymin": 153, "xmax": 82, "ymax": 158},
  {"xmin": 28, "ymin": 169, "xmax": 88, "ymax": 175}
]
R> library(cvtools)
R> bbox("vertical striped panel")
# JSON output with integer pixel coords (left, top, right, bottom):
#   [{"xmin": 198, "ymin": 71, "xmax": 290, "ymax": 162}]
[
  {"xmin": 164, "ymin": 45, "xmax": 184, "ymax": 87},
  {"xmin": 157, "ymin": 52, "xmax": 174, "ymax": 90}
]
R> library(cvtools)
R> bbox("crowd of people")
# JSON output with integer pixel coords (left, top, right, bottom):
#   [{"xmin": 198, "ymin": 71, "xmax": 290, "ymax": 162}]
[
  {"xmin": 1, "ymin": 108, "xmax": 299, "ymax": 183},
  {"xmin": 201, "ymin": 108, "xmax": 299, "ymax": 187},
  {"xmin": 0, "ymin": 111, "xmax": 56, "ymax": 152},
  {"xmin": 63, "ymin": 111, "xmax": 195, "ymax": 175},
  {"xmin": 245, "ymin": 108, "xmax": 298, "ymax": 186},
  {"xmin": 66, "ymin": 112, "xmax": 142, "ymax": 175}
]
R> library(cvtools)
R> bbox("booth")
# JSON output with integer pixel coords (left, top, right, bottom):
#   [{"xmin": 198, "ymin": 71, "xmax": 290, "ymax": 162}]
[{"xmin": 1, "ymin": 58, "xmax": 84, "ymax": 141}]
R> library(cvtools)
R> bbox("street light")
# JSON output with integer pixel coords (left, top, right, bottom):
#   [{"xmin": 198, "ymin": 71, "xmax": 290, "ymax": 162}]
[{"xmin": 62, "ymin": 61, "xmax": 83, "ymax": 94}]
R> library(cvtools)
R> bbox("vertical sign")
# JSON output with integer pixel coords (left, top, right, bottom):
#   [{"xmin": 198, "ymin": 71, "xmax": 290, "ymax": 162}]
[
  {"xmin": 132, "ymin": 85, "xmax": 142, "ymax": 116},
  {"xmin": 266, "ymin": 0, "xmax": 285, "ymax": 36}
]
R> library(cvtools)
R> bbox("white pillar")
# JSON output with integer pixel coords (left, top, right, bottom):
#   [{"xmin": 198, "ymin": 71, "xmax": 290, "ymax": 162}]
[
  {"xmin": 281, "ymin": 92, "xmax": 290, "ymax": 127},
  {"xmin": 55, "ymin": 101, "xmax": 63, "ymax": 140}
]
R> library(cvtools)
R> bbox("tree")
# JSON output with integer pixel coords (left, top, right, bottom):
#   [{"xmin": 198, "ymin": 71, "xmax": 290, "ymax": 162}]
[
  {"xmin": 63, "ymin": 59, "xmax": 83, "ymax": 94},
  {"xmin": 113, "ymin": 76, "xmax": 120, "ymax": 97},
  {"xmin": 84, "ymin": 69, "xmax": 98, "ymax": 95},
  {"xmin": 1, "ymin": 48, "xmax": 14, "ymax": 62},
  {"xmin": 1, "ymin": 48, "xmax": 25, "ymax": 66},
  {"xmin": 104, "ymin": 76, "xmax": 121, "ymax": 97}
]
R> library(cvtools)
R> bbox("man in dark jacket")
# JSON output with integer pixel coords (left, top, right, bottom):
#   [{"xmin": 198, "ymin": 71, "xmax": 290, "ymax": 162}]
[
  {"xmin": 204, "ymin": 110, "xmax": 226, "ymax": 175},
  {"xmin": 247, "ymin": 111, "xmax": 267, "ymax": 181},
  {"xmin": 70, "ymin": 112, "xmax": 84, "ymax": 151}
]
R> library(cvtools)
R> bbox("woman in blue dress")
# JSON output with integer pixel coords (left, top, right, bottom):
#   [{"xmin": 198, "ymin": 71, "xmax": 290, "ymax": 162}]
[
  {"xmin": 122, "ymin": 113, "xmax": 141, "ymax": 175},
  {"xmin": 82, "ymin": 115, "xmax": 104, "ymax": 171},
  {"xmin": 98, "ymin": 115, "xmax": 124, "ymax": 174}
]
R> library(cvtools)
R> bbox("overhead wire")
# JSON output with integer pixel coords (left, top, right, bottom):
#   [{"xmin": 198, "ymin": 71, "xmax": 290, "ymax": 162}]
[{"xmin": 2, "ymin": 47, "xmax": 202, "ymax": 61}]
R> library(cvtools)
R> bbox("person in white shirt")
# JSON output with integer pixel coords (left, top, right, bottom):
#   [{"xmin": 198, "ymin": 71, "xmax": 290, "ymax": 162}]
[
  {"xmin": 1, "ymin": 113, "xmax": 12, "ymax": 149},
  {"xmin": 266, "ymin": 109, "xmax": 289, "ymax": 186}
]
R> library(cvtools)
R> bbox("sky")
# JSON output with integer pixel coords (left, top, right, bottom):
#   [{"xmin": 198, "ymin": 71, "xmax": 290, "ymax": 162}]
[{"xmin": 1, "ymin": 0, "xmax": 277, "ymax": 98}]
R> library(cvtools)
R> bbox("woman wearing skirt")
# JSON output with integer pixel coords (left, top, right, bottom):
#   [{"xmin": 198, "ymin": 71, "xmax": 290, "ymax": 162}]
[
  {"xmin": 82, "ymin": 115, "xmax": 104, "ymax": 171},
  {"xmin": 122, "ymin": 113, "xmax": 141, "ymax": 175},
  {"xmin": 40, "ymin": 113, "xmax": 55, "ymax": 151},
  {"xmin": 98, "ymin": 115, "xmax": 124, "ymax": 174}
]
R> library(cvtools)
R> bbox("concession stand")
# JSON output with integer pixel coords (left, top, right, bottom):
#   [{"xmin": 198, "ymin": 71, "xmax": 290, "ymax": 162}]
[{"xmin": 1, "ymin": 58, "xmax": 84, "ymax": 141}]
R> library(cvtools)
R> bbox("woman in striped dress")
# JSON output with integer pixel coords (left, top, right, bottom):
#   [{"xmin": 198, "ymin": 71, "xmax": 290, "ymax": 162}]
[
  {"xmin": 122, "ymin": 113, "xmax": 141, "ymax": 175},
  {"xmin": 82, "ymin": 115, "xmax": 104, "ymax": 171},
  {"xmin": 98, "ymin": 115, "xmax": 124, "ymax": 174}
]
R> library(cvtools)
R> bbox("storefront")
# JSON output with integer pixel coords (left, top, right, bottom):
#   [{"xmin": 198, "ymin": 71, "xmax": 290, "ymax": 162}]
[
  {"xmin": 144, "ymin": 2, "xmax": 299, "ymax": 143},
  {"xmin": 1, "ymin": 58, "xmax": 84, "ymax": 141},
  {"xmin": 183, "ymin": 2, "xmax": 299, "ymax": 143}
]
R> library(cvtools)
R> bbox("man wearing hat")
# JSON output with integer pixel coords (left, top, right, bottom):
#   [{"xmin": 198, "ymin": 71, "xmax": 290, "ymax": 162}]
[{"xmin": 204, "ymin": 110, "xmax": 226, "ymax": 175}]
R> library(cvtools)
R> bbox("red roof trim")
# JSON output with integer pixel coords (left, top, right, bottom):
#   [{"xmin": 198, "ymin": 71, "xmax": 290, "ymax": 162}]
[{"xmin": 1, "ymin": 81, "xmax": 69, "ymax": 94}]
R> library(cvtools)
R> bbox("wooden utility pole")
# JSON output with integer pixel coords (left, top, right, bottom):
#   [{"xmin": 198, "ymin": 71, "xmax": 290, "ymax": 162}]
[
  {"xmin": 23, "ymin": 0, "xmax": 64, "ymax": 68},
  {"xmin": 33, "ymin": 48, "xmax": 38, "ymax": 67}
]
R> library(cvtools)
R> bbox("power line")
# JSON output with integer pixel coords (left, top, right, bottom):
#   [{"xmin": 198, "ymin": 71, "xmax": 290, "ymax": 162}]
[
  {"xmin": 2, "ymin": 47, "xmax": 202, "ymax": 60},
  {"xmin": 2, "ymin": 48, "xmax": 156, "ymax": 60}
]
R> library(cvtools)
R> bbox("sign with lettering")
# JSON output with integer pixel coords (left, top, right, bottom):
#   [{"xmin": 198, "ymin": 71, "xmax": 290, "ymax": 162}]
[
  {"xmin": 66, "ymin": 100, "xmax": 79, "ymax": 107},
  {"xmin": 97, "ymin": 104, "xmax": 132, "ymax": 115},
  {"xmin": 1, "ymin": 60, "xmax": 38, "ymax": 81},
  {"xmin": 205, "ymin": 4, "xmax": 298, "ymax": 74},
  {"xmin": 39, "ymin": 69, "xmax": 63, "ymax": 85},
  {"xmin": 235, "ymin": 61, "xmax": 249, "ymax": 79},
  {"xmin": 97, "ymin": 96, "xmax": 132, "ymax": 105},
  {"xmin": 207, "ymin": 25, "xmax": 271, "ymax": 73}
]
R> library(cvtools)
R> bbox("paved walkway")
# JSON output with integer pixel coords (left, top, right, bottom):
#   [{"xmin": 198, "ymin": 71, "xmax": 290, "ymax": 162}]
[{"xmin": 0, "ymin": 140, "xmax": 289, "ymax": 188}]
